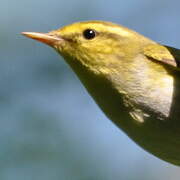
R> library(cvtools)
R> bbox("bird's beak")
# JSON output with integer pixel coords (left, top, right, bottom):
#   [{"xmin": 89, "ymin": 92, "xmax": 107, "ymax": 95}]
[{"xmin": 21, "ymin": 32, "xmax": 62, "ymax": 46}]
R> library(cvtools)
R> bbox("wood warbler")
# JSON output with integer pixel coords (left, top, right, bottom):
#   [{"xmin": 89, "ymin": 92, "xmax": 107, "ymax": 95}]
[{"xmin": 22, "ymin": 21, "xmax": 180, "ymax": 166}]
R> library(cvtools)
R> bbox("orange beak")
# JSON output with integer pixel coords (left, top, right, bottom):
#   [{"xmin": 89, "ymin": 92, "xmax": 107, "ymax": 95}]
[{"xmin": 21, "ymin": 32, "xmax": 61, "ymax": 46}]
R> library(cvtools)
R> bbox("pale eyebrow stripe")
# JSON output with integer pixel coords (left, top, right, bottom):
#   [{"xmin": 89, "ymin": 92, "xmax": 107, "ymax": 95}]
[{"xmin": 62, "ymin": 31, "xmax": 125, "ymax": 43}]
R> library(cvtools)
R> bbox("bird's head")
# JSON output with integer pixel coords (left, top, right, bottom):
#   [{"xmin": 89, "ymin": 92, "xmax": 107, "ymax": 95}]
[{"xmin": 22, "ymin": 21, "xmax": 152, "ymax": 75}]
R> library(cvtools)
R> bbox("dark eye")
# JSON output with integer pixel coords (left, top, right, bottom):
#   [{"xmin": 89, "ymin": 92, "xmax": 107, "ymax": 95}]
[{"xmin": 83, "ymin": 29, "xmax": 96, "ymax": 39}]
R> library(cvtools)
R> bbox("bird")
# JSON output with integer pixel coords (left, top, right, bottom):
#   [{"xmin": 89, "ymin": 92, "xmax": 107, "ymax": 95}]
[{"xmin": 22, "ymin": 20, "xmax": 180, "ymax": 166}]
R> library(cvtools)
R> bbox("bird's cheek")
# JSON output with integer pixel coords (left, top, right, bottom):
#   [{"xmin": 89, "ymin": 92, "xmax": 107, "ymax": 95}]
[{"xmin": 54, "ymin": 40, "xmax": 69, "ymax": 53}]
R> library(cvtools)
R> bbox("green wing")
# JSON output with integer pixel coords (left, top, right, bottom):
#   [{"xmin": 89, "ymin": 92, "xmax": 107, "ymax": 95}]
[{"xmin": 143, "ymin": 44, "xmax": 180, "ymax": 69}]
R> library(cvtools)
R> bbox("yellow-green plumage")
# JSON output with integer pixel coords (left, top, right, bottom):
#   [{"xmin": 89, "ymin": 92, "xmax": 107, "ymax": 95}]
[{"xmin": 22, "ymin": 21, "xmax": 180, "ymax": 165}]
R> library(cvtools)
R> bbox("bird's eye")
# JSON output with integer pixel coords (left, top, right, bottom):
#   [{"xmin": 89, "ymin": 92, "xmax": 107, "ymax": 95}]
[{"xmin": 83, "ymin": 29, "xmax": 97, "ymax": 40}]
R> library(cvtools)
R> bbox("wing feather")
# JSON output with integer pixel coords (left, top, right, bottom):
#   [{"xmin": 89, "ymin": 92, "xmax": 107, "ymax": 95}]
[{"xmin": 143, "ymin": 44, "xmax": 180, "ymax": 69}]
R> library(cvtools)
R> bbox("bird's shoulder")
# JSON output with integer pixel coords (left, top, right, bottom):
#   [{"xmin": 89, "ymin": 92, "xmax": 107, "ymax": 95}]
[{"xmin": 143, "ymin": 43, "xmax": 180, "ymax": 70}]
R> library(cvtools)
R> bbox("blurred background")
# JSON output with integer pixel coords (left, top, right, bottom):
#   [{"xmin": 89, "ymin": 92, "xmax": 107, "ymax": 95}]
[{"xmin": 1, "ymin": 0, "xmax": 180, "ymax": 179}]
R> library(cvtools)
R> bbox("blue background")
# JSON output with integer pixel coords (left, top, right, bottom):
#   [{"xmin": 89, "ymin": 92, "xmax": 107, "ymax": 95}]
[{"xmin": 1, "ymin": 0, "xmax": 180, "ymax": 179}]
